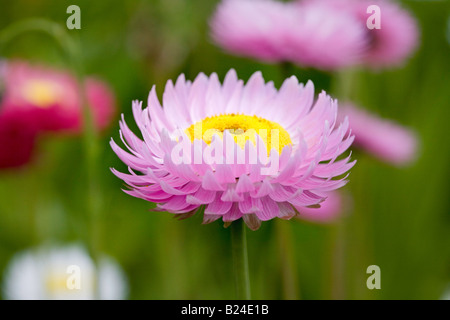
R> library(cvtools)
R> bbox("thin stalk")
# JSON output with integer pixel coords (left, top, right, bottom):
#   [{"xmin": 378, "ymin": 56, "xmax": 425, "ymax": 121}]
[
  {"xmin": 332, "ymin": 68, "xmax": 357, "ymax": 100},
  {"xmin": 276, "ymin": 219, "xmax": 300, "ymax": 300},
  {"xmin": 326, "ymin": 222, "xmax": 346, "ymax": 300},
  {"xmin": 231, "ymin": 219, "xmax": 251, "ymax": 300}
]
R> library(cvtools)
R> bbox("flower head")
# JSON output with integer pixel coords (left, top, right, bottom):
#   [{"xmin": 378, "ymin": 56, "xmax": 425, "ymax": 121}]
[
  {"xmin": 339, "ymin": 103, "xmax": 418, "ymax": 166},
  {"xmin": 2, "ymin": 244, "xmax": 128, "ymax": 300},
  {"xmin": 0, "ymin": 60, "xmax": 116, "ymax": 133},
  {"xmin": 210, "ymin": 0, "xmax": 368, "ymax": 70},
  {"xmin": 357, "ymin": 0, "xmax": 419, "ymax": 68},
  {"xmin": 211, "ymin": 0, "xmax": 292, "ymax": 63},
  {"xmin": 111, "ymin": 70, "xmax": 355, "ymax": 230},
  {"xmin": 285, "ymin": 0, "xmax": 368, "ymax": 69},
  {"xmin": 302, "ymin": 0, "xmax": 419, "ymax": 68},
  {"xmin": 211, "ymin": 0, "xmax": 418, "ymax": 70}
]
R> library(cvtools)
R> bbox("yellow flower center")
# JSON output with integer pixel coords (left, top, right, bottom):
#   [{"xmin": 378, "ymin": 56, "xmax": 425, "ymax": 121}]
[
  {"xmin": 22, "ymin": 80, "xmax": 60, "ymax": 108},
  {"xmin": 46, "ymin": 273, "xmax": 71, "ymax": 293},
  {"xmin": 185, "ymin": 114, "xmax": 292, "ymax": 154}
]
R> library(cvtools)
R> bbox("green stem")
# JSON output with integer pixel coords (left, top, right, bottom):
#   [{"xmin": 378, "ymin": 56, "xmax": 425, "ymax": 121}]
[
  {"xmin": 326, "ymin": 222, "xmax": 346, "ymax": 300},
  {"xmin": 327, "ymin": 68, "xmax": 358, "ymax": 299},
  {"xmin": 0, "ymin": 18, "xmax": 81, "ymax": 72},
  {"xmin": 231, "ymin": 219, "xmax": 251, "ymax": 300},
  {"xmin": 276, "ymin": 220, "xmax": 300, "ymax": 300},
  {"xmin": 332, "ymin": 68, "xmax": 357, "ymax": 101},
  {"xmin": 280, "ymin": 61, "xmax": 294, "ymax": 80}
]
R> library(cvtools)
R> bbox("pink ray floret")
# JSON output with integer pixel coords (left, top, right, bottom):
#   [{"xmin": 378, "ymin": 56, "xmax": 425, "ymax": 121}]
[
  {"xmin": 339, "ymin": 103, "xmax": 418, "ymax": 166},
  {"xmin": 296, "ymin": 190, "xmax": 347, "ymax": 224}
]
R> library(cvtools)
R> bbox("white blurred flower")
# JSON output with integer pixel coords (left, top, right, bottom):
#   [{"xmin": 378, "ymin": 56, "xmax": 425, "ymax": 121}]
[
  {"xmin": 2, "ymin": 244, "xmax": 128, "ymax": 300},
  {"xmin": 442, "ymin": 284, "xmax": 450, "ymax": 300}
]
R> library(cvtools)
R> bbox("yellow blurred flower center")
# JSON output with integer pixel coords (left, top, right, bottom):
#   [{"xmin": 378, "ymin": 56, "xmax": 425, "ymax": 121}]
[
  {"xmin": 22, "ymin": 80, "xmax": 60, "ymax": 108},
  {"xmin": 46, "ymin": 273, "xmax": 71, "ymax": 293},
  {"xmin": 185, "ymin": 114, "xmax": 292, "ymax": 154}
]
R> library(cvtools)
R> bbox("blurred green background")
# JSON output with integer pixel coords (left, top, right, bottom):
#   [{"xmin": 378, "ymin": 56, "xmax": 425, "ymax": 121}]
[{"xmin": 0, "ymin": 0, "xmax": 449, "ymax": 300}]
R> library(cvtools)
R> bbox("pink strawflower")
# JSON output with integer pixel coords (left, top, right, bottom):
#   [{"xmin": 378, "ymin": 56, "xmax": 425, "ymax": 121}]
[
  {"xmin": 339, "ymin": 104, "xmax": 418, "ymax": 166},
  {"xmin": 302, "ymin": 0, "xmax": 419, "ymax": 68},
  {"xmin": 0, "ymin": 60, "xmax": 116, "ymax": 133},
  {"xmin": 210, "ymin": 0, "xmax": 290, "ymax": 62},
  {"xmin": 358, "ymin": 0, "xmax": 419, "ymax": 68},
  {"xmin": 0, "ymin": 110, "xmax": 38, "ymax": 169},
  {"xmin": 111, "ymin": 70, "xmax": 355, "ymax": 230},
  {"xmin": 285, "ymin": 0, "xmax": 368, "ymax": 70},
  {"xmin": 296, "ymin": 191, "xmax": 346, "ymax": 224},
  {"xmin": 210, "ymin": 0, "xmax": 367, "ymax": 70}
]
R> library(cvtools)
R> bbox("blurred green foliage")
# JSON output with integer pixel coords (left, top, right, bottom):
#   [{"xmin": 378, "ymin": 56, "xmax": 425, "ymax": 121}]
[{"xmin": 0, "ymin": 0, "xmax": 449, "ymax": 300}]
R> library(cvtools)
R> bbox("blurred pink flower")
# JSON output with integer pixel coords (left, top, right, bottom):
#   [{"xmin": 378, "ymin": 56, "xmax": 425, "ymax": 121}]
[
  {"xmin": 84, "ymin": 78, "xmax": 117, "ymax": 131},
  {"xmin": 302, "ymin": 0, "xmax": 419, "ymax": 68},
  {"xmin": 210, "ymin": 0, "xmax": 290, "ymax": 63},
  {"xmin": 0, "ymin": 60, "xmax": 116, "ymax": 169},
  {"xmin": 110, "ymin": 70, "xmax": 355, "ymax": 230},
  {"xmin": 286, "ymin": 0, "xmax": 368, "ymax": 70},
  {"xmin": 339, "ymin": 104, "xmax": 418, "ymax": 166},
  {"xmin": 0, "ymin": 110, "xmax": 38, "ymax": 169},
  {"xmin": 1, "ymin": 60, "xmax": 116, "ymax": 134},
  {"xmin": 211, "ymin": 0, "xmax": 418, "ymax": 70},
  {"xmin": 296, "ymin": 191, "xmax": 345, "ymax": 224},
  {"xmin": 210, "ymin": 0, "xmax": 367, "ymax": 70},
  {"xmin": 356, "ymin": 0, "xmax": 419, "ymax": 68}
]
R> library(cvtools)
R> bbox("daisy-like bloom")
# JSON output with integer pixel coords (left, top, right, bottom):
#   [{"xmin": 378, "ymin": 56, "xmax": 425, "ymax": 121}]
[
  {"xmin": 301, "ymin": 0, "xmax": 419, "ymax": 68},
  {"xmin": 210, "ymin": 0, "xmax": 367, "ymax": 70},
  {"xmin": 339, "ymin": 104, "xmax": 418, "ymax": 166},
  {"xmin": 0, "ymin": 60, "xmax": 116, "ymax": 133},
  {"xmin": 110, "ymin": 70, "xmax": 355, "ymax": 230},
  {"xmin": 296, "ymin": 191, "xmax": 345, "ymax": 224},
  {"xmin": 2, "ymin": 244, "xmax": 128, "ymax": 300}
]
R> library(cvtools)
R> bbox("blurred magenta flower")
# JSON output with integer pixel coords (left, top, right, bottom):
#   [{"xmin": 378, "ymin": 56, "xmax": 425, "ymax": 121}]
[
  {"xmin": 301, "ymin": 0, "xmax": 419, "ymax": 68},
  {"xmin": 339, "ymin": 104, "xmax": 418, "ymax": 166},
  {"xmin": 110, "ymin": 70, "xmax": 355, "ymax": 230},
  {"xmin": 0, "ymin": 60, "xmax": 116, "ymax": 134},
  {"xmin": 297, "ymin": 191, "xmax": 346, "ymax": 224},
  {"xmin": 2, "ymin": 244, "xmax": 128, "ymax": 300},
  {"xmin": 210, "ymin": 0, "xmax": 367, "ymax": 70},
  {"xmin": 0, "ymin": 110, "xmax": 38, "ymax": 169}
]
